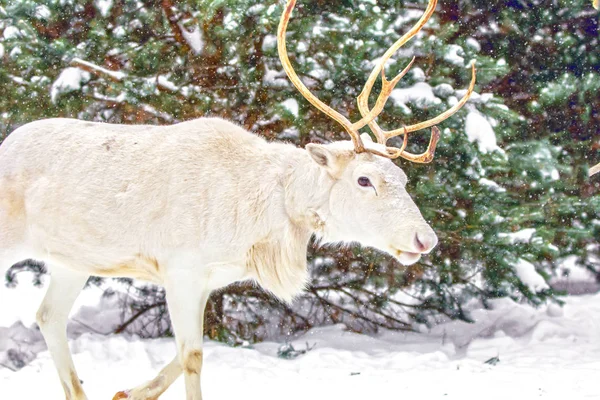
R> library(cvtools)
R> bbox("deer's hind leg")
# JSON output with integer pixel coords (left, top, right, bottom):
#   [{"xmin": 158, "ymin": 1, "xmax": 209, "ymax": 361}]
[{"xmin": 36, "ymin": 265, "xmax": 90, "ymax": 400}]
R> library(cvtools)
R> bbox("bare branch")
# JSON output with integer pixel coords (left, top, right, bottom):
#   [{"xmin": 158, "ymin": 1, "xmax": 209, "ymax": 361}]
[{"xmin": 114, "ymin": 301, "xmax": 167, "ymax": 334}]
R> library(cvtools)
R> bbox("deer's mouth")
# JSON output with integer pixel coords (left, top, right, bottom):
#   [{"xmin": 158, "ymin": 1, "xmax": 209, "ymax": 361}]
[{"xmin": 393, "ymin": 249, "xmax": 422, "ymax": 265}]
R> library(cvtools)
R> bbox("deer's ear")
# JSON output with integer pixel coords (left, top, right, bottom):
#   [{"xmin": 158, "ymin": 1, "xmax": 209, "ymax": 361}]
[{"xmin": 306, "ymin": 144, "xmax": 353, "ymax": 178}]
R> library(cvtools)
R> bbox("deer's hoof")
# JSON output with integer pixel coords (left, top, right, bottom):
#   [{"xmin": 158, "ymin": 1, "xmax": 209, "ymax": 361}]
[
  {"xmin": 112, "ymin": 391, "xmax": 130, "ymax": 400},
  {"xmin": 112, "ymin": 390, "xmax": 158, "ymax": 400}
]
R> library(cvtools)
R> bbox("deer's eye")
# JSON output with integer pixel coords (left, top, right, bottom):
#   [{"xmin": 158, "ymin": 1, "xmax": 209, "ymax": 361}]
[{"xmin": 358, "ymin": 177, "xmax": 372, "ymax": 187}]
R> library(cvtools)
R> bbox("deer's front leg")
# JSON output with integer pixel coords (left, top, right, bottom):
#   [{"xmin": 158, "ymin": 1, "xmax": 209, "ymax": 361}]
[
  {"xmin": 112, "ymin": 356, "xmax": 182, "ymax": 400},
  {"xmin": 164, "ymin": 270, "xmax": 210, "ymax": 400}
]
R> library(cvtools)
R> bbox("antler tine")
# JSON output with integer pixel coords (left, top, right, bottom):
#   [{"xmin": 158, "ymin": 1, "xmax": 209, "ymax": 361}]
[
  {"xmin": 391, "ymin": 126, "xmax": 440, "ymax": 163},
  {"xmin": 356, "ymin": 57, "xmax": 416, "ymax": 143},
  {"xmin": 277, "ymin": 0, "xmax": 366, "ymax": 152},
  {"xmin": 364, "ymin": 126, "xmax": 441, "ymax": 163}
]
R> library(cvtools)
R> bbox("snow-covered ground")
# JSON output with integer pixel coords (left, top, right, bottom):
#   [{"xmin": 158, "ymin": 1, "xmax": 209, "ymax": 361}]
[{"xmin": 1, "ymin": 274, "xmax": 600, "ymax": 399}]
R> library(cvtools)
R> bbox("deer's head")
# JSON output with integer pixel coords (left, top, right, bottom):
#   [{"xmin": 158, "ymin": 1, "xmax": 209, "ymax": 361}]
[{"xmin": 304, "ymin": 136, "xmax": 438, "ymax": 264}]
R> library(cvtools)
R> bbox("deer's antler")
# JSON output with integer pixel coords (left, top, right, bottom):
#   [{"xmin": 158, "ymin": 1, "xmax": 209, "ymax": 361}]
[{"xmin": 278, "ymin": 0, "xmax": 476, "ymax": 163}]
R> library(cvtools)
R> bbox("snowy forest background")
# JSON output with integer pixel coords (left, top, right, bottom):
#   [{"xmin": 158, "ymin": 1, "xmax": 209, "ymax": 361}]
[{"xmin": 1, "ymin": 0, "xmax": 599, "ymax": 349}]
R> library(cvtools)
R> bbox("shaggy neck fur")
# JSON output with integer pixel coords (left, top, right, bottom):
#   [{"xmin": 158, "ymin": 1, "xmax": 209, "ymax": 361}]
[{"xmin": 247, "ymin": 145, "xmax": 334, "ymax": 302}]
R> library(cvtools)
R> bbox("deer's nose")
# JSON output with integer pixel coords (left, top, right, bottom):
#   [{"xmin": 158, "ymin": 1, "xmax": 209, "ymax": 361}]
[{"xmin": 414, "ymin": 230, "xmax": 438, "ymax": 253}]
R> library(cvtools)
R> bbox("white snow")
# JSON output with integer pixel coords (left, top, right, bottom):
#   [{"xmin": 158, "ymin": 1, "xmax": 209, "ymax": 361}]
[
  {"xmin": 3, "ymin": 26, "xmax": 21, "ymax": 40},
  {"xmin": 263, "ymin": 66, "xmax": 289, "ymax": 88},
  {"xmin": 3, "ymin": 276, "xmax": 600, "ymax": 398},
  {"xmin": 35, "ymin": 5, "xmax": 51, "ymax": 19},
  {"xmin": 278, "ymin": 127, "xmax": 300, "ymax": 140},
  {"xmin": 410, "ymin": 67, "xmax": 426, "ymax": 82},
  {"xmin": 296, "ymin": 42, "xmax": 308, "ymax": 53},
  {"xmin": 95, "ymin": 0, "xmax": 112, "ymax": 17},
  {"xmin": 551, "ymin": 255, "xmax": 598, "ymax": 287},
  {"xmin": 498, "ymin": 228, "xmax": 536, "ymax": 244},
  {"xmin": 433, "ymin": 83, "xmax": 454, "ymax": 98},
  {"xmin": 478, "ymin": 178, "xmax": 506, "ymax": 193},
  {"xmin": 308, "ymin": 66, "xmax": 328, "ymax": 81},
  {"xmin": 262, "ymin": 34, "xmax": 277, "ymax": 52},
  {"xmin": 50, "ymin": 67, "xmax": 91, "ymax": 103},
  {"xmin": 532, "ymin": 147, "xmax": 560, "ymax": 181},
  {"xmin": 154, "ymin": 75, "xmax": 178, "ymax": 92},
  {"xmin": 394, "ymin": 10, "xmax": 426, "ymax": 27},
  {"xmin": 512, "ymin": 258, "xmax": 550, "ymax": 292},
  {"xmin": 247, "ymin": 4, "xmax": 265, "ymax": 15},
  {"xmin": 9, "ymin": 46, "xmax": 22, "ymax": 58},
  {"xmin": 71, "ymin": 57, "xmax": 125, "ymax": 81},
  {"xmin": 140, "ymin": 104, "xmax": 174, "ymax": 122},
  {"xmin": 455, "ymin": 89, "xmax": 493, "ymax": 105},
  {"xmin": 281, "ymin": 99, "xmax": 299, "ymax": 118},
  {"xmin": 266, "ymin": 4, "xmax": 278, "ymax": 16},
  {"xmin": 177, "ymin": 22, "xmax": 203, "ymax": 55},
  {"xmin": 112, "ymin": 26, "xmax": 126, "ymax": 38},
  {"xmin": 465, "ymin": 37, "xmax": 481, "ymax": 52},
  {"xmin": 444, "ymin": 44, "xmax": 465, "ymax": 67},
  {"xmin": 223, "ymin": 12, "xmax": 238, "ymax": 31},
  {"xmin": 390, "ymin": 82, "xmax": 441, "ymax": 114},
  {"xmin": 465, "ymin": 109, "xmax": 501, "ymax": 154}
]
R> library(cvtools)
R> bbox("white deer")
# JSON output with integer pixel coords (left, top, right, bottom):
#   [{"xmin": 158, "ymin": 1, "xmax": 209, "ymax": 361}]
[{"xmin": 0, "ymin": 0, "xmax": 475, "ymax": 399}]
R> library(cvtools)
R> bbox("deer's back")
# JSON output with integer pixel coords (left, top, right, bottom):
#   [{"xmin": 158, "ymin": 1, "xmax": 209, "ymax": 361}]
[{"xmin": 0, "ymin": 118, "xmax": 283, "ymax": 273}]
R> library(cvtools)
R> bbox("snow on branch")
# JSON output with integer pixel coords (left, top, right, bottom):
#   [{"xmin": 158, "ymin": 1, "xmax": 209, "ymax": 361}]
[
  {"xmin": 50, "ymin": 67, "xmax": 90, "ymax": 103},
  {"xmin": 92, "ymin": 92, "xmax": 175, "ymax": 123},
  {"xmin": 70, "ymin": 58, "xmax": 182, "ymax": 96},
  {"xmin": 161, "ymin": 0, "xmax": 203, "ymax": 55},
  {"xmin": 512, "ymin": 258, "xmax": 549, "ymax": 293},
  {"xmin": 177, "ymin": 21, "xmax": 203, "ymax": 55},
  {"xmin": 70, "ymin": 57, "xmax": 125, "ymax": 82}
]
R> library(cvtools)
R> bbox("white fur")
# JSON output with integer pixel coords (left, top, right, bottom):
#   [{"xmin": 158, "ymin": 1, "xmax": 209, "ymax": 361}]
[{"xmin": 0, "ymin": 117, "xmax": 437, "ymax": 400}]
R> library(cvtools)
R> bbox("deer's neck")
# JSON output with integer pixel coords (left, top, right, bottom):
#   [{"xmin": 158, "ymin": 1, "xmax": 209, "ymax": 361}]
[{"xmin": 243, "ymin": 144, "xmax": 330, "ymax": 301}]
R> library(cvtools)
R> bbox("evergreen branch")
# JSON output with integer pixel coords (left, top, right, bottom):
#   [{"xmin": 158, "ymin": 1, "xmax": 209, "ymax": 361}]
[{"xmin": 8, "ymin": 75, "xmax": 31, "ymax": 87}]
